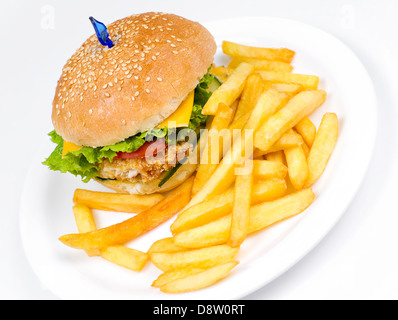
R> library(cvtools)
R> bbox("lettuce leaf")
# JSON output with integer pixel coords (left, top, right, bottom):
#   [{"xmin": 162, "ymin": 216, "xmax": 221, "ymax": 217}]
[{"xmin": 43, "ymin": 71, "xmax": 219, "ymax": 182}]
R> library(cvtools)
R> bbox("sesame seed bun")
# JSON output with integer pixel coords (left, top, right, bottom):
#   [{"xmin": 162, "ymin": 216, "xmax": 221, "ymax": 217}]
[
  {"xmin": 94, "ymin": 161, "xmax": 198, "ymax": 195},
  {"xmin": 52, "ymin": 12, "xmax": 216, "ymax": 147}
]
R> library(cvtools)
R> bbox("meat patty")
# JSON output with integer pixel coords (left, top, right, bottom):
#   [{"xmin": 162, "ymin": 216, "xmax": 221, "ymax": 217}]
[{"xmin": 97, "ymin": 142, "xmax": 193, "ymax": 183}]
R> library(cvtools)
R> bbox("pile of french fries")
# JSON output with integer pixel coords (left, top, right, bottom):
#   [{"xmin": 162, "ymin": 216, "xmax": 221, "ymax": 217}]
[{"xmin": 59, "ymin": 40, "xmax": 339, "ymax": 294}]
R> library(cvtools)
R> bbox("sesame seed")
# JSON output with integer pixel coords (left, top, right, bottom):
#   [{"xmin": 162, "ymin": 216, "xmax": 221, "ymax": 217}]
[
  {"xmin": 105, "ymin": 92, "xmax": 110, "ymax": 97},
  {"xmin": 146, "ymin": 77, "xmax": 150, "ymax": 81},
  {"xmin": 89, "ymin": 109, "xmax": 93, "ymax": 115},
  {"xmin": 152, "ymin": 56, "xmax": 156, "ymax": 61},
  {"xmin": 157, "ymin": 77, "xmax": 162, "ymax": 81},
  {"xmin": 145, "ymin": 89, "xmax": 150, "ymax": 93},
  {"xmin": 135, "ymin": 91, "xmax": 139, "ymax": 96},
  {"xmin": 173, "ymin": 51, "xmax": 179, "ymax": 54}
]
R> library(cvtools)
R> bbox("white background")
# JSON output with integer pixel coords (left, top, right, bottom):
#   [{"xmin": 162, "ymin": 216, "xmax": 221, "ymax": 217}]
[{"xmin": 1, "ymin": 0, "xmax": 397, "ymax": 300}]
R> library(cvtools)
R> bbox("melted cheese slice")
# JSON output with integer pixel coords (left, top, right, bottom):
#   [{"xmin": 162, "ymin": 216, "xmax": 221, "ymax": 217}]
[
  {"xmin": 157, "ymin": 90, "xmax": 195, "ymax": 128},
  {"xmin": 62, "ymin": 141, "xmax": 82, "ymax": 158}
]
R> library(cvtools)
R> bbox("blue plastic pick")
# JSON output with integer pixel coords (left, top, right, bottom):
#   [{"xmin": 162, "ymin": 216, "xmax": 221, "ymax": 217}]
[{"xmin": 89, "ymin": 17, "xmax": 114, "ymax": 48}]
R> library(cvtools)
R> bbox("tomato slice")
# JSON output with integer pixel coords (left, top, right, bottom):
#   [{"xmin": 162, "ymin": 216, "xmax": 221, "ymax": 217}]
[{"xmin": 114, "ymin": 138, "xmax": 167, "ymax": 159}]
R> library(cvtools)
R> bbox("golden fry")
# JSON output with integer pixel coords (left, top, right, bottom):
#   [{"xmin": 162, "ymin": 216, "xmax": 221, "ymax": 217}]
[
  {"xmin": 228, "ymin": 57, "xmax": 293, "ymax": 72},
  {"xmin": 152, "ymin": 266, "xmax": 207, "ymax": 288},
  {"xmin": 147, "ymin": 237, "xmax": 187, "ymax": 255},
  {"xmin": 265, "ymin": 150, "xmax": 285, "ymax": 164},
  {"xmin": 202, "ymin": 62, "xmax": 254, "ymax": 115},
  {"xmin": 229, "ymin": 169, "xmax": 253, "ymax": 247},
  {"xmin": 233, "ymin": 73, "xmax": 265, "ymax": 122},
  {"xmin": 253, "ymin": 160, "xmax": 288, "ymax": 179},
  {"xmin": 100, "ymin": 246, "xmax": 148, "ymax": 272},
  {"xmin": 73, "ymin": 189, "xmax": 164, "ymax": 213},
  {"xmin": 258, "ymin": 71, "xmax": 319, "ymax": 90},
  {"xmin": 222, "ymin": 41, "xmax": 295, "ymax": 63},
  {"xmin": 150, "ymin": 244, "xmax": 239, "ymax": 272},
  {"xmin": 254, "ymin": 90, "xmax": 327, "ymax": 152},
  {"xmin": 305, "ymin": 113, "xmax": 339, "ymax": 187},
  {"xmin": 73, "ymin": 205, "xmax": 100, "ymax": 257},
  {"xmin": 159, "ymin": 261, "xmax": 239, "ymax": 294},
  {"xmin": 295, "ymin": 116, "xmax": 317, "ymax": 147},
  {"xmin": 284, "ymin": 145, "xmax": 309, "ymax": 190},
  {"xmin": 253, "ymin": 128, "xmax": 304, "ymax": 158},
  {"xmin": 268, "ymin": 83, "xmax": 303, "ymax": 95}
]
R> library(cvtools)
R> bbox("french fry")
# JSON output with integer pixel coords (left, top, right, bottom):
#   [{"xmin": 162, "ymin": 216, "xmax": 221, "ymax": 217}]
[
  {"xmin": 158, "ymin": 261, "xmax": 239, "ymax": 294},
  {"xmin": 59, "ymin": 177, "xmax": 194, "ymax": 251},
  {"xmin": 73, "ymin": 189, "xmax": 165, "ymax": 213},
  {"xmin": 265, "ymin": 150, "xmax": 285, "ymax": 164},
  {"xmin": 258, "ymin": 71, "xmax": 319, "ymax": 90},
  {"xmin": 284, "ymin": 145, "xmax": 309, "ymax": 190},
  {"xmin": 305, "ymin": 113, "xmax": 339, "ymax": 187},
  {"xmin": 269, "ymin": 83, "xmax": 303, "ymax": 95},
  {"xmin": 171, "ymin": 178, "xmax": 287, "ymax": 235},
  {"xmin": 295, "ymin": 116, "xmax": 316, "ymax": 147},
  {"xmin": 253, "ymin": 160, "xmax": 288, "ymax": 179},
  {"xmin": 251, "ymin": 178, "xmax": 287, "ymax": 203},
  {"xmin": 193, "ymin": 103, "xmax": 234, "ymax": 196},
  {"xmin": 73, "ymin": 205, "xmax": 100, "ymax": 257},
  {"xmin": 202, "ymin": 62, "xmax": 254, "ymax": 115},
  {"xmin": 301, "ymin": 140, "xmax": 310, "ymax": 157},
  {"xmin": 233, "ymin": 73, "xmax": 265, "ymax": 122},
  {"xmin": 150, "ymin": 244, "xmax": 239, "ymax": 272},
  {"xmin": 254, "ymin": 90, "xmax": 327, "ymax": 152},
  {"xmin": 147, "ymin": 237, "xmax": 187, "ymax": 255},
  {"xmin": 186, "ymin": 89, "xmax": 289, "ymax": 209},
  {"xmin": 253, "ymin": 128, "xmax": 304, "ymax": 158},
  {"xmin": 229, "ymin": 169, "xmax": 253, "ymax": 247},
  {"xmin": 222, "ymin": 41, "xmax": 295, "ymax": 63},
  {"xmin": 173, "ymin": 189, "xmax": 315, "ymax": 248},
  {"xmin": 100, "ymin": 246, "xmax": 148, "ymax": 272},
  {"xmin": 152, "ymin": 266, "xmax": 207, "ymax": 288},
  {"xmin": 228, "ymin": 57, "xmax": 293, "ymax": 72}
]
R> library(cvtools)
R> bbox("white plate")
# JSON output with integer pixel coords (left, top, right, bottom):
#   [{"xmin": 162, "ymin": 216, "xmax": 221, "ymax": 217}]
[{"xmin": 19, "ymin": 17, "xmax": 377, "ymax": 300}]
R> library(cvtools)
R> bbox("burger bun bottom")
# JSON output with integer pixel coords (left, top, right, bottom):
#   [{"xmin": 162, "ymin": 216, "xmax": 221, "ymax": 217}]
[{"xmin": 94, "ymin": 162, "xmax": 197, "ymax": 195}]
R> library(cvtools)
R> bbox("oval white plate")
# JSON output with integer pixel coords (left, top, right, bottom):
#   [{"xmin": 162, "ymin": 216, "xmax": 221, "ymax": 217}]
[{"xmin": 20, "ymin": 17, "xmax": 377, "ymax": 300}]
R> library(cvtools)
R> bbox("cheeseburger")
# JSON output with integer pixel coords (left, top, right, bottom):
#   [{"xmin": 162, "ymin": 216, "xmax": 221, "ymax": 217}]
[{"xmin": 43, "ymin": 12, "xmax": 220, "ymax": 194}]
